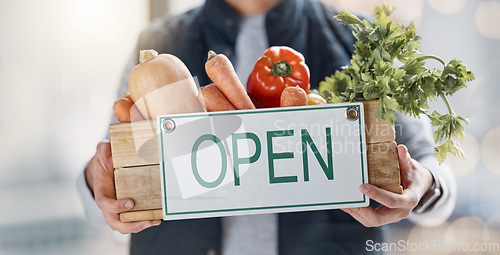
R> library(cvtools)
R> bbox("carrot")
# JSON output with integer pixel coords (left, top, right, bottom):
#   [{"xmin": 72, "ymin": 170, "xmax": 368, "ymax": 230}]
[
  {"xmin": 113, "ymin": 91, "xmax": 144, "ymax": 122},
  {"xmin": 205, "ymin": 51, "xmax": 256, "ymax": 110},
  {"xmin": 280, "ymin": 86, "xmax": 308, "ymax": 107},
  {"xmin": 198, "ymin": 83, "xmax": 236, "ymax": 112}
]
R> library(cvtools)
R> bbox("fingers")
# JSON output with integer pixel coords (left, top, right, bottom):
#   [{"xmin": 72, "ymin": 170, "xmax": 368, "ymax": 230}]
[
  {"xmin": 85, "ymin": 141, "xmax": 113, "ymax": 193},
  {"xmin": 342, "ymin": 144, "xmax": 431, "ymax": 227},
  {"xmin": 90, "ymin": 140, "xmax": 162, "ymax": 234},
  {"xmin": 96, "ymin": 141, "xmax": 114, "ymax": 171},
  {"xmin": 104, "ymin": 212, "xmax": 162, "ymax": 234},
  {"xmin": 341, "ymin": 207, "xmax": 373, "ymax": 227},
  {"xmin": 396, "ymin": 144, "xmax": 432, "ymax": 198},
  {"xmin": 361, "ymin": 183, "xmax": 419, "ymax": 211},
  {"xmin": 342, "ymin": 206, "xmax": 400, "ymax": 227},
  {"xmin": 92, "ymin": 167, "xmax": 120, "ymax": 208},
  {"xmin": 341, "ymin": 183, "xmax": 415, "ymax": 227},
  {"xmin": 93, "ymin": 172, "xmax": 133, "ymax": 215},
  {"xmin": 397, "ymin": 144, "xmax": 408, "ymax": 159},
  {"xmin": 92, "ymin": 140, "xmax": 121, "ymax": 212},
  {"xmin": 96, "ymin": 140, "xmax": 111, "ymax": 157},
  {"xmin": 397, "ymin": 144, "xmax": 420, "ymax": 191},
  {"xmin": 397, "ymin": 144, "xmax": 412, "ymax": 175},
  {"xmin": 96, "ymin": 195, "xmax": 134, "ymax": 214},
  {"xmin": 95, "ymin": 180, "xmax": 163, "ymax": 234},
  {"xmin": 343, "ymin": 204, "xmax": 412, "ymax": 227},
  {"xmin": 359, "ymin": 184, "xmax": 405, "ymax": 209}
]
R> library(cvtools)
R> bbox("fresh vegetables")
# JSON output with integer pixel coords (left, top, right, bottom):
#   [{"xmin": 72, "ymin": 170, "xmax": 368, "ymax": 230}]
[
  {"xmin": 198, "ymin": 83, "xmax": 236, "ymax": 112},
  {"xmin": 280, "ymin": 86, "xmax": 308, "ymax": 107},
  {"xmin": 129, "ymin": 49, "xmax": 204, "ymax": 119},
  {"xmin": 307, "ymin": 93, "xmax": 327, "ymax": 105},
  {"xmin": 113, "ymin": 91, "xmax": 144, "ymax": 122},
  {"xmin": 247, "ymin": 46, "xmax": 310, "ymax": 108},
  {"xmin": 205, "ymin": 51, "xmax": 256, "ymax": 110},
  {"xmin": 318, "ymin": 6, "xmax": 474, "ymax": 163}
]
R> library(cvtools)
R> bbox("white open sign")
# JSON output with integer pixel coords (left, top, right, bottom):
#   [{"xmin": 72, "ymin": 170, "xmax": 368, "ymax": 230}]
[{"xmin": 157, "ymin": 103, "xmax": 368, "ymax": 220}]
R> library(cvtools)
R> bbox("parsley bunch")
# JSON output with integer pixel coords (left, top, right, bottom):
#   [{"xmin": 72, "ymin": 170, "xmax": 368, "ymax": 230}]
[{"xmin": 319, "ymin": 6, "xmax": 474, "ymax": 164}]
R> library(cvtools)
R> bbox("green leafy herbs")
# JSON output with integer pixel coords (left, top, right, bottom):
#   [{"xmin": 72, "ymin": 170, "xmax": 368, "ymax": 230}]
[{"xmin": 319, "ymin": 6, "xmax": 474, "ymax": 164}]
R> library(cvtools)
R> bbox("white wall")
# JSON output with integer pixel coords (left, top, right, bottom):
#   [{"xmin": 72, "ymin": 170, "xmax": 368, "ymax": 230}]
[
  {"xmin": 0, "ymin": 0, "xmax": 149, "ymax": 247},
  {"xmin": 168, "ymin": 0, "xmax": 205, "ymax": 14},
  {"xmin": 0, "ymin": 1, "xmax": 149, "ymax": 184}
]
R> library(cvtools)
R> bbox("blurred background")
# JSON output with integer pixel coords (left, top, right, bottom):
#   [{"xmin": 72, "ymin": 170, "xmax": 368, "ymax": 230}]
[{"xmin": 0, "ymin": 0, "xmax": 499, "ymax": 254}]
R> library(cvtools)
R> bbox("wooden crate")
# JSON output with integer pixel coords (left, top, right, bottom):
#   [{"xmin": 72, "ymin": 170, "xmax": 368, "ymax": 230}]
[{"xmin": 110, "ymin": 100, "xmax": 402, "ymax": 222}]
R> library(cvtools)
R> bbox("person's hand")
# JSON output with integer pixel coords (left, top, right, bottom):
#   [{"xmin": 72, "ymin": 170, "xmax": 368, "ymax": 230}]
[
  {"xmin": 85, "ymin": 141, "xmax": 161, "ymax": 233},
  {"xmin": 342, "ymin": 144, "xmax": 433, "ymax": 227}
]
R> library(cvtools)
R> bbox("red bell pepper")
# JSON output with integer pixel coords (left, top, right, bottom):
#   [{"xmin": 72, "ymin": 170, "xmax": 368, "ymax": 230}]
[{"xmin": 246, "ymin": 46, "xmax": 310, "ymax": 108}]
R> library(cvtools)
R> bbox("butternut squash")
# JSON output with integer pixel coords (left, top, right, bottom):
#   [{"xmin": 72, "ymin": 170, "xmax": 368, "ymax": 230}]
[{"xmin": 128, "ymin": 49, "xmax": 204, "ymax": 119}]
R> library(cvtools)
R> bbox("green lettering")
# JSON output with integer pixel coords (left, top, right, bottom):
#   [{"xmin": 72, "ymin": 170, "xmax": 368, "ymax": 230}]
[
  {"xmin": 232, "ymin": 132, "xmax": 261, "ymax": 186},
  {"xmin": 267, "ymin": 130, "xmax": 297, "ymax": 184},
  {"xmin": 191, "ymin": 134, "xmax": 227, "ymax": 188},
  {"xmin": 301, "ymin": 128, "xmax": 333, "ymax": 181}
]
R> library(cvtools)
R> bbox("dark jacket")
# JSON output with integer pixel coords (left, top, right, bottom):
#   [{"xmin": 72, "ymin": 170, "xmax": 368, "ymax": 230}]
[{"xmin": 128, "ymin": 0, "xmax": 387, "ymax": 254}]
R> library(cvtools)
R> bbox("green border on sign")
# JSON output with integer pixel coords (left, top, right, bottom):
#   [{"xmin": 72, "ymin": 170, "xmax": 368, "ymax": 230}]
[{"xmin": 158, "ymin": 104, "xmax": 367, "ymax": 216}]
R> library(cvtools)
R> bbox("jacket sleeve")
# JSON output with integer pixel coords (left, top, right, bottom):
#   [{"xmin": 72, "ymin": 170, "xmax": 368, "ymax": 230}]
[
  {"xmin": 76, "ymin": 168, "xmax": 107, "ymax": 225},
  {"xmin": 395, "ymin": 112, "xmax": 457, "ymax": 227}
]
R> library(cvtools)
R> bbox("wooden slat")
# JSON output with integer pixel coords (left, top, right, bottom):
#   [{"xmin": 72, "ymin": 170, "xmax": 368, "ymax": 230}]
[
  {"xmin": 109, "ymin": 120, "xmax": 159, "ymax": 168},
  {"xmin": 363, "ymin": 100, "xmax": 402, "ymax": 194},
  {"xmin": 367, "ymin": 141, "xmax": 403, "ymax": 194},
  {"xmin": 362, "ymin": 100, "xmax": 396, "ymax": 144},
  {"xmin": 115, "ymin": 165, "xmax": 162, "ymax": 211},
  {"xmin": 120, "ymin": 209, "xmax": 163, "ymax": 222}
]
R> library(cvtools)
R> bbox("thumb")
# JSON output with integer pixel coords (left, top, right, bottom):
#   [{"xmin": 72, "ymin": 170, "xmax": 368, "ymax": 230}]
[
  {"xmin": 397, "ymin": 145, "xmax": 410, "ymax": 166},
  {"xmin": 96, "ymin": 140, "xmax": 112, "ymax": 159},
  {"xmin": 96, "ymin": 140, "xmax": 114, "ymax": 171},
  {"xmin": 397, "ymin": 144, "xmax": 413, "ymax": 187}
]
